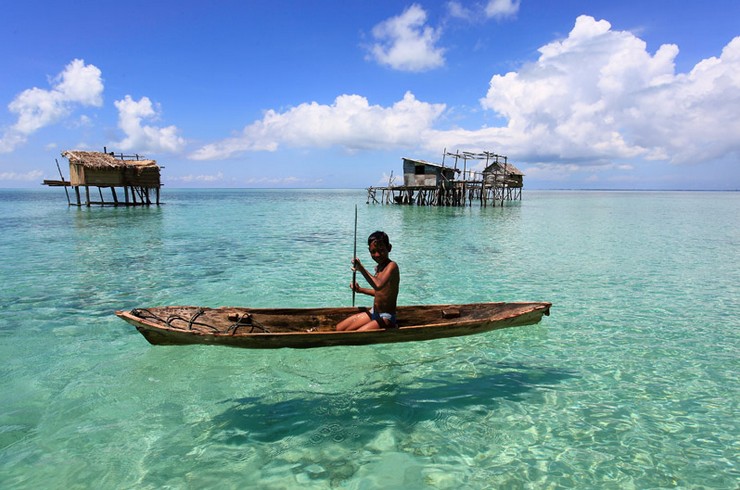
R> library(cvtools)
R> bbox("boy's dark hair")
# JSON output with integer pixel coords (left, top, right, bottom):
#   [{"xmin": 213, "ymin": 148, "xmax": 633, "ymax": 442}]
[{"xmin": 368, "ymin": 230, "xmax": 391, "ymax": 251}]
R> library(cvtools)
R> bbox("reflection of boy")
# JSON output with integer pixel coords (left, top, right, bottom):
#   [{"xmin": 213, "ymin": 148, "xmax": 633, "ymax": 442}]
[{"xmin": 336, "ymin": 231, "xmax": 400, "ymax": 331}]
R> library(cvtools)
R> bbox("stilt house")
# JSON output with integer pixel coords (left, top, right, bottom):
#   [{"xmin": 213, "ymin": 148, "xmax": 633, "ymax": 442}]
[
  {"xmin": 483, "ymin": 160, "xmax": 524, "ymax": 188},
  {"xmin": 368, "ymin": 150, "xmax": 526, "ymax": 207},
  {"xmin": 43, "ymin": 149, "xmax": 162, "ymax": 206}
]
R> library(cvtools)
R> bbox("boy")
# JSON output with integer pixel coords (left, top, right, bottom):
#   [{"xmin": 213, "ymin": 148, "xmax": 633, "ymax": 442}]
[{"xmin": 336, "ymin": 231, "xmax": 400, "ymax": 331}]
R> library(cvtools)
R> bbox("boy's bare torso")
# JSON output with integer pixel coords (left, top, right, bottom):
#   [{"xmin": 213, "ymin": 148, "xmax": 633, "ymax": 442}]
[{"xmin": 372, "ymin": 259, "xmax": 399, "ymax": 315}]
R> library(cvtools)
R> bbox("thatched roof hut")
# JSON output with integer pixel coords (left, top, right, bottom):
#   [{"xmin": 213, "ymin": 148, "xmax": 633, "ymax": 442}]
[
  {"xmin": 483, "ymin": 161, "xmax": 524, "ymax": 188},
  {"xmin": 62, "ymin": 150, "xmax": 160, "ymax": 188}
]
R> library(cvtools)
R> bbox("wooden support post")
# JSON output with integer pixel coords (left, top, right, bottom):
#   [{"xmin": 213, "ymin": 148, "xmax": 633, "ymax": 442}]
[
  {"xmin": 85, "ymin": 186, "xmax": 91, "ymax": 207},
  {"xmin": 111, "ymin": 187, "xmax": 119, "ymax": 205},
  {"xmin": 74, "ymin": 186, "xmax": 81, "ymax": 206},
  {"xmin": 55, "ymin": 159, "xmax": 70, "ymax": 205}
]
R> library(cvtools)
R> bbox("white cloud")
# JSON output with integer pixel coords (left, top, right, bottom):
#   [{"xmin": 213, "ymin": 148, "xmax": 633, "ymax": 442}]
[
  {"xmin": 485, "ymin": 0, "xmax": 520, "ymax": 19},
  {"xmin": 111, "ymin": 95, "xmax": 185, "ymax": 153},
  {"xmin": 191, "ymin": 14, "xmax": 739, "ymax": 176},
  {"xmin": 469, "ymin": 15, "xmax": 740, "ymax": 166},
  {"xmin": 168, "ymin": 172, "xmax": 224, "ymax": 183},
  {"xmin": 169, "ymin": 174, "xmax": 313, "ymax": 187},
  {"xmin": 523, "ymin": 161, "xmax": 634, "ymax": 182},
  {"xmin": 446, "ymin": 2, "xmax": 471, "ymax": 20},
  {"xmin": 244, "ymin": 176, "xmax": 301, "ymax": 185},
  {"xmin": 0, "ymin": 59, "xmax": 103, "ymax": 153},
  {"xmin": 190, "ymin": 92, "xmax": 445, "ymax": 160},
  {"xmin": 448, "ymin": 0, "xmax": 520, "ymax": 22},
  {"xmin": 0, "ymin": 170, "xmax": 44, "ymax": 182},
  {"xmin": 367, "ymin": 4, "xmax": 445, "ymax": 72},
  {"xmin": 0, "ymin": 132, "xmax": 26, "ymax": 154}
]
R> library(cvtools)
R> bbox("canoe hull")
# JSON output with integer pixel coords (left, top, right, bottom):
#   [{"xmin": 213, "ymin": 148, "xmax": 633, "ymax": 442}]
[{"xmin": 115, "ymin": 302, "xmax": 551, "ymax": 349}]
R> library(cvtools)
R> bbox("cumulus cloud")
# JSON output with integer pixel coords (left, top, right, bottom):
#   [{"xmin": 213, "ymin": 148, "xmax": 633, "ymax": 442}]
[
  {"xmin": 190, "ymin": 14, "xmax": 739, "ymax": 176},
  {"xmin": 469, "ymin": 15, "xmax": 740, "ymax": 166},
  {"xmin": 111, "ymin": 95, "xmax": 185, "ymax": 153},
  {"xmin": 367, "ymin": 4, "xmax": 445, "ymax": 72},
  {"xmin": 190, "ymin": 92, "xmax": 445, "ymax": 160},
  {"xmin": 0, "ymin": 59, "xmax": 103, "ymax": 153}
]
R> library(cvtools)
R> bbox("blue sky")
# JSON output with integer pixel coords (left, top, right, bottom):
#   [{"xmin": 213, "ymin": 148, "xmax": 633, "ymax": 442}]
[{"xmin": 1, "ymin": 0, "xmax": 738, "ymax": 189}]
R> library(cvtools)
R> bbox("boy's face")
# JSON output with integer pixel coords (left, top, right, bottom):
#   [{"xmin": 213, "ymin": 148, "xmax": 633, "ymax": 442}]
[{"xmin": 368, "ymin": 239, "xmax": 389, "ymax": 264}]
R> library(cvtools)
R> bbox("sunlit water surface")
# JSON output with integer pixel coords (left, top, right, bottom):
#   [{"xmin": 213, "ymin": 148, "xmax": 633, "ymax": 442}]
[{"xmin": 0, "ymin": 189, "xmax": 737, "ymax": 488}]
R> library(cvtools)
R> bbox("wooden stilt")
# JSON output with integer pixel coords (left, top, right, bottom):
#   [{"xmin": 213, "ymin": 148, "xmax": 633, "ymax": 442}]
[{"xmin": 55, "ymin": 159, "xmax": 71, "ymax": 205}]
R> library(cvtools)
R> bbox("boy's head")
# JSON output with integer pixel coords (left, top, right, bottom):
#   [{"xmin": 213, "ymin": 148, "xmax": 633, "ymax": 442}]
[{"xmin": 368, "ymin": 231, "xmax": 392, "ymax": 252}]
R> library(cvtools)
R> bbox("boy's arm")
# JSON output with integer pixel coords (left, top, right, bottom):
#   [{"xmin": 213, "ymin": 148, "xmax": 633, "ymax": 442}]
[
  {"xmin": 349, "ymin": 259, "xmax": 375, "ymax": 296},
  {"xmin": 356, "ymin": 260, "xmax": 398, "ymax": 292},
  {"xmin": 351, "ymin": 281, "xmax": 375, "ymax": 296}
]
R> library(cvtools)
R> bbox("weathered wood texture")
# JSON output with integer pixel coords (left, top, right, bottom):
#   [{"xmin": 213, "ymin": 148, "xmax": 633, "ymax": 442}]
[{"xmin": 116, "ymin": 302, "xmax": 551, "ymax": 349}]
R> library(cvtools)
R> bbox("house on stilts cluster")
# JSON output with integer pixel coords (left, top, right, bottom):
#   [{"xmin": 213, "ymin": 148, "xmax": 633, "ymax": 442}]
[
  {"xmin": 42, "ymin": 149, "xmax": 162, "ymax": 206},
  {"xmin": 367, "ymin": 150, "xmax": 525, "ymax": 207}
]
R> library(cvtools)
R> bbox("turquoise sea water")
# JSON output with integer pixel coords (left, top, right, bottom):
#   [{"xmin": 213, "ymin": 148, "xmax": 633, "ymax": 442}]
[{"xmin": 0, "ymin": 188, "xmax": 737, "ymax": 489}]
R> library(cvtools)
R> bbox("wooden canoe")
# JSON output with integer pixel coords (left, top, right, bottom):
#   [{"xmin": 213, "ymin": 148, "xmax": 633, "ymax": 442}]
[{"xmin": 116, "ymin": 302, "xmax": 551, "ymax": 349}]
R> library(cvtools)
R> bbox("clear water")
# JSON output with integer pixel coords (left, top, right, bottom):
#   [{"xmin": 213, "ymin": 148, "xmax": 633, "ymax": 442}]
[{"xmin": 0, "ymin": 188, "xmax": 737, "ymax": 489}]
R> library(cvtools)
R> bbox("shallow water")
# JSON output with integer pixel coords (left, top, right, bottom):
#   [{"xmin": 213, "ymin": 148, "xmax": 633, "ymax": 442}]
[{"xmin": 0, "ymin": 188, "xmax": 738, "ymax": 488}]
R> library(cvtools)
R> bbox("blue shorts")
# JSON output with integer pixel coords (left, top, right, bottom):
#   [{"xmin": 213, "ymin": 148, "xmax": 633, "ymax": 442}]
[{"xmin": 369, "ymin": 308, "xmax": 398, "ymax": 328}]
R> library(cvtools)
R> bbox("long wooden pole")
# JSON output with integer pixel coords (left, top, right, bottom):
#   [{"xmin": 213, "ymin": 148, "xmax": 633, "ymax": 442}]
[
  {"xmin": 352, "ymin": 204, "xmax": 357, "ymax": 307},
  {"xmin": 55, "ymin": 159, "xmax": 70, "ymax": 205}
]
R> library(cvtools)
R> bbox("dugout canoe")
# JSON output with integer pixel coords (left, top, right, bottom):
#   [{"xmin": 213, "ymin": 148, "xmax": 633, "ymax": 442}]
[{"xmin": 115, "ymin": 302, "xmax": 551, "ymax": 349}]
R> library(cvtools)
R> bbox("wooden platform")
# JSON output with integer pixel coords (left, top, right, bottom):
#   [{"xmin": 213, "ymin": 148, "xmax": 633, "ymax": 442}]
[
  {"xmin": 369, "ymin": 150, "xmax": 525, "ymax": 207},
  {"xmin": 42, "ymin": 180, "xmax": 160, "ymax": 206},
  {"xmin": 367, "ymin": 181, "xmax": 522, "ymax": 207}
]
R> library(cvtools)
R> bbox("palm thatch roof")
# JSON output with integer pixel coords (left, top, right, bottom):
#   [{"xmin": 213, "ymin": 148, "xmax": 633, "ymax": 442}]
[
  {"xmin": 484, "ymin": 161, "xmax": 524, "ymax": 175},
  {"xmin": 62, "ymin": 151, "xmax": 158, "ymax": 169}
]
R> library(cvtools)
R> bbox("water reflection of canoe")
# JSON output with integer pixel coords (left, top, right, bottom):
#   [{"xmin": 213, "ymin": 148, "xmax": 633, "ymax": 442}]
[{"xmin": 115, "ymin": 302, "xmax": 551, "ymax": 349}]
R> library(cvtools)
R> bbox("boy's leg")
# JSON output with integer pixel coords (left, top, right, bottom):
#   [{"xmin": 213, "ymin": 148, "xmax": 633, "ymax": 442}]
[
  {"xmin": 356, "ymin": 320, "xmax": 382, "ymax": 331},
  {"xmin": 336, "ymin": 311, "xmax": 373, "ymax": 331},
  {"xmin": 357, "ymin": 312, "xmax": 395, "ymax": 331}
]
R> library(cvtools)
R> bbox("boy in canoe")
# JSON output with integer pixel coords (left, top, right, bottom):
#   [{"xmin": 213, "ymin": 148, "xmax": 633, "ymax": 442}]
[{"xmin": 337, "ymin": 231, "xmax": 400, "ymax": 331}]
